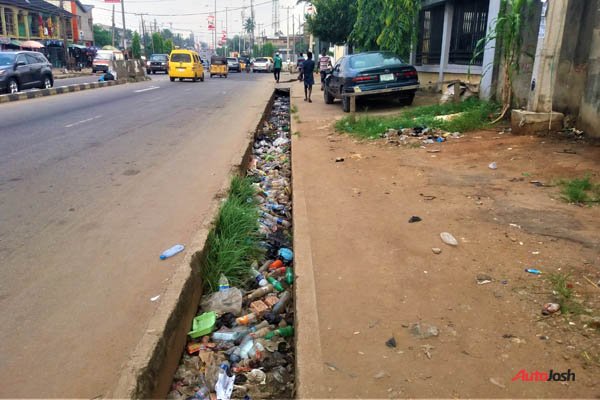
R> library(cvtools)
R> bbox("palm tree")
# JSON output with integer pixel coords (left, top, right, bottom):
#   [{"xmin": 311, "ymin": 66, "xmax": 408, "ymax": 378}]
[{"xmin": 243, "ymin": 17, "xmax": 256, "ymax": 55}]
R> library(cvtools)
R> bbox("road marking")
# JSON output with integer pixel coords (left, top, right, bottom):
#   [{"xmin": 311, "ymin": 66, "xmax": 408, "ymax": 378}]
[
  {"xmin": 65, "ymin": 115, "xmax": 103, "ymax": 128},
  {"xmin": 134, "ymin": 86, "xmax": 160, "ymax": 93}
]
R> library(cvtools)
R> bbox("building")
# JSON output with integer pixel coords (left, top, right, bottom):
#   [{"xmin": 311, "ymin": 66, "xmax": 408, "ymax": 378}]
[
  {"xmin": 47, "ymin": 0, "xmax": 94, "ymax": 46},
  {"xmin": 409, "ymin": 0, "xmax": 500, "ymax": 99},
  {"xmin": 256, "ymin": 34, "xmax": 309, "ymax": 61}
]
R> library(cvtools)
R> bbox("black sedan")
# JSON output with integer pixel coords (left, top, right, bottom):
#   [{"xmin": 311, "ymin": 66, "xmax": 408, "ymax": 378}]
[
  {"xmin": 324, "ymin": 51, "xmax": 419, "ymax": 112},
  {"xmin": 0, "ymin": 51, "xmax": 53, "ymax": 94},
  {"xmin": 146, "ymin": 54, "xmax": 169, "ymax": 74}
]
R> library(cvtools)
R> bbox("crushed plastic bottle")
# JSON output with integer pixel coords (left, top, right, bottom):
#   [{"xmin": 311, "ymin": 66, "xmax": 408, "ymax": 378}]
[
  {"xmin": 440, "ymin": 232, "xmax": 459, "ymax": 246},
  {"xmin": 160, "ymin": 244, "xmax": 185, "ymax": 260}
]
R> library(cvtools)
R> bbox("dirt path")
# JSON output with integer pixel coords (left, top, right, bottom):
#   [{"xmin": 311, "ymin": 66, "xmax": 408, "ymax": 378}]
[{"xmin": 291, "ymin": 83, "xmax": 600, "ymax": 398}]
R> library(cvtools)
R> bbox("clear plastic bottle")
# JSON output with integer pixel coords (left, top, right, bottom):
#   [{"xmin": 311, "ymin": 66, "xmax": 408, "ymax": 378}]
[{"xmin": 218, "ymin": 274, "xmax": 230, "ymax": 291}]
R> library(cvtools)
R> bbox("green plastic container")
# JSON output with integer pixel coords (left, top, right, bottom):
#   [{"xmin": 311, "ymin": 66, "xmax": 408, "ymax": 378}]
[{"xmin": 188, "ymin": 311, "xmax": 217, "ymax": 339}]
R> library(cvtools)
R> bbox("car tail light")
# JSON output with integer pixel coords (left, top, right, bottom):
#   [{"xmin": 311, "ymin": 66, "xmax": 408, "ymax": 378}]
[
  {"xmin": 396, "ymin": 70, "xmax": 418, "ymax": 79},
  {"xmin": 352, "ymin": 75, "xmax": 378, "ymax": 83}
]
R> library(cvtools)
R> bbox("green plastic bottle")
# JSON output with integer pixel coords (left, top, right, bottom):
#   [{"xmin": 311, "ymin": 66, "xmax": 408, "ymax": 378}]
[
  {"xmin": 285, "ymin": 267, "xmax": 294, "ymax": 285},
  {"xmin": 267, "ymin": 276, "xmax": 284, "ymax": 292},
  {"xmin": 265, "ymin": 326, "xmax": 294, "ymax": 339}
]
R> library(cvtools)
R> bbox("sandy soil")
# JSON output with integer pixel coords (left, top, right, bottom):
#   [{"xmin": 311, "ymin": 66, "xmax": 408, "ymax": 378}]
[{"xmin": 291, "ymin": 83, "xmax": 600, "ymax": 398}]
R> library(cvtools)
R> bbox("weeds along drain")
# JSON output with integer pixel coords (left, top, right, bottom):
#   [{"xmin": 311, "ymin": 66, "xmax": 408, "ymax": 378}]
[{"xmin": 167, "ymin": 89, "xmax": 294, "ymax": 400}]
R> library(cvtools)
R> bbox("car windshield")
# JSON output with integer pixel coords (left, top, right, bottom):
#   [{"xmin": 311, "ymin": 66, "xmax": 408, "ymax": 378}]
[
  {"xmin": 171, "ymin": 53, "xmax": 191, "ymax": 63},
  {"xmin": 95, "ymin": 53, "xmax": 112, "ymax": 60},
  {"xmin": 256, "ymin": 58, "xmax": 268, "ymax": 63},
  {"xmin": 150, "ymin": 55, "xmax": 167, "ymax": 61},
  {"xmin": 0, "ymin": 53, "xmax": 16, "ymax": 66},
  {"xmin": 227, "ymin": 58, "xmax": 237, "ymax": 62},
  {"xmin": 349, "ymin": 53, "xmax": 404, "ymax": 69}
]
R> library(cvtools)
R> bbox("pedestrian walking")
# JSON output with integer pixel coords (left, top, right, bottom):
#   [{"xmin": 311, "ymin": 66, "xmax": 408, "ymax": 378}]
[
  {"xmin": 297, "ymin": 52, "xmax": 305, "ymax": 81},
  {"xmin": 318, "ymin": 49, "xmax": 333, "ymax": 91},
  {"xmin": 302, "ymin": 51, "xmax": 315, "ymax": 103},
  {"xmin": 273, "ymin": 53, "xmax": 282, "ymax": 83}
]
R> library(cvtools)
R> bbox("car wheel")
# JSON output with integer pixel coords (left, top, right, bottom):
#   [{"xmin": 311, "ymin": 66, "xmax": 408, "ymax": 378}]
[
  {"xmin": 179, "ymin": 78, "xmax": 184, "ymax": 82},
  {"xmin": 170, "ymin": 77, "xmax": 175, "ymax": 82},
  {"xmin": 193, "ymin": 74, "xmax": 198, "ymax": 82},
  {"xmin": 200, "ymin": 73, "xmax": 205, "ymax": 82},
  {"xmin": 40, "ymin": 75, "xmax": 53, "ymax": 89},
  {"xmin": 399, "ymin": 93, "xmax": 415, "ymax": 106},
  {"xmin": 92, "ymin": 69, "xmax": 96, "ymax": 73},
  {"xmin": 210, "ymin": 74, "xmax": 213, "ymax": 78},
  {"xmin": 324, "ymin": 87, "xmax": 334, "ymax": 104},
  {"xmin": 8, "ymin": 78, "xmax": 19, "ymax": 94},
  {"xmin": 342, "ymin": 95, "xmax": 351, "ymax": 113}
]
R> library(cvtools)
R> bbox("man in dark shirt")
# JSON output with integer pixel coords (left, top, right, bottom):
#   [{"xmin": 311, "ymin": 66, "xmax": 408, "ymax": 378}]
[{"xmin": 302, "ymin": 51, "xmax": 315, "ymax": 103}]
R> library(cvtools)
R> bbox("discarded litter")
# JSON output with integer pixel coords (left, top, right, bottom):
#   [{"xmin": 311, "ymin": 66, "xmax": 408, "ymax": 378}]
[
  {"xmin": 476, "ymin": 274, "xmax": 493, "ymax": 285},
  {"xmin": 431, "ymin": 247, "xmax": 442, "ymax": 255},
  {"xmin": 440, "ymin": 232, "xmax": 459, "ymax": 246},
  {"xmin": 169, "ymin": 92, "xmax": 295, "ymax": 399},
  {"xmin": 335, "ymin": 157, "xmax": 345, "ymax": 162},
  {"xmin": 385, "ymin": 337, "xmax": 397, "ymax": 348},
  {"xmin": 488, "ymin": 162, "xmax": 498, "ymax": 170},
  {"xmin": 410, "ymin": 322, "xmax": 439, "ymax": 339},
  {"xmin": 542, "ymin": 303, "xmax": 560, "ymax": 315},
  {"xmin": 160, "ymin": 244, "xmax": 185, "ymax": 260},
  {"xmin": 525, "ymin": 268, "xmax": 542, "ymax": 275},
  {"xmin": 408, "ymin": 216, "xmax": 422, "ymax": 223}
]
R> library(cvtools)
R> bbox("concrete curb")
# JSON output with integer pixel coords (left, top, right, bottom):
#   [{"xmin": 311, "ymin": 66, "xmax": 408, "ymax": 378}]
[
  {"xmin": 0, "ymin": 78, "xmax": 149, "ymax": 104},
  {"xmin": 109, "ymin": 90, "xmax": 278, "ymax": 399},
  {"xmin": 289, "ymin": 86, "xmax": 326, "ymax": 399}
]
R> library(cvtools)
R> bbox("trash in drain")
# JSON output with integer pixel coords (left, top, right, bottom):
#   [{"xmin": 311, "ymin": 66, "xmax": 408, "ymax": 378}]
[{"xmin": 168, "ymin": 92, "xmax": 294, "ymax": 400}]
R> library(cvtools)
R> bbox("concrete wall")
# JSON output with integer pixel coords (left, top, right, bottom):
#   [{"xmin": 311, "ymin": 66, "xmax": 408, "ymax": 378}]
[
  {"xmin": 418, "ymin": 71, "xmax": 481, "ymax": 92},
  {"xmin": 577, "ymin": 0, "xmax": 600, "ymax": 137}
]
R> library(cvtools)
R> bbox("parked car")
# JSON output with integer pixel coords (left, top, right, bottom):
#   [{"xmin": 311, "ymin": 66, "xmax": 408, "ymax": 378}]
[
  {"xmin": 323, "ymin": 51, "xmax": 419, "ymax": 112},
  {"xmin": 0, "ymin": 51, "xmax": 53, "ymax": 94},
  {"xmin": 226, "ymin": 57, "xmax": 241, "ymax": 72},
  {"xmin": 146, "ymin": 54, "xmax": 169, "ymax": 74},
  {"xmin": 168, "ymin": 49, "xmax": 205, "ymax": 82},
  {"xmin": 252, "ymin": 57, "xmax": 273, "ymax": 73}
]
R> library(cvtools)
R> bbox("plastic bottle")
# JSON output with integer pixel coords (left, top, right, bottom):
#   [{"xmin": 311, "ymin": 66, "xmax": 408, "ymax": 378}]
[
  {"xmin": 285, "ymin": 267, "xmax": 294, "ymax": 285},
  {"xmin": 264, "ymin": 326, "xmax": 294, "ymax": 339},
  {"xmin": 259, "ymin": 260, "xmax": 273, "ymax": 273},
  {"xmin": 261, "ymin": 212, "xmax": 291, "ymax": 228},
  {"xmin": 218, "ymin": 274, "xmax": 230, "ymax": 291},
  {"xmin": 250, "ymin": 268, "xmax": 268, "ymax": 287},
  {"xmin": 269, "ymin": 259, "xmax": 284, "ymax": 271},
  {"xmin": 159, "ymin": 244, "xmax": 185, "ymax": 260},
  {"xmin": 239, "ymin": 337, "xmax": 255, "ymax": 359},
  {"xmin": 267, "ymin": 266, "xmax": 287, "ymax": 278},
  {"xmin": 236, "ymin": 313, "xmax": 258, "ymax": 325},
  {"xmin": 267, "ymin": 276, "xmax": 284, "ymax": 292},
  {"xmin": 246, "ymin": 284, "xmax": 274, "ymax": 301},
  {"xmin": 251, "ymin": 327, "xmax": 272, "ymax": 338},
  {"xmin": 278, "ymin": 248, "xmax": 294, "ymax": 262},
  {"xmin": 272, "ymin": 291, "xmax": 291, "ymax": 315}
]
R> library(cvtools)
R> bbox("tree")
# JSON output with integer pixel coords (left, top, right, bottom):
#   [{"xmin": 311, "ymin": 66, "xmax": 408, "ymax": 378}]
[
  {"xmin": 93, "ymin": 24, "xmax": 112, "ymax": 48},
  {"xmin": 131, "ymin": 32, "xmax": 141, "ymax": 58},
  {"xmin": 244, "ymin": 17, "xmax": 256, "ymax": 55},
  {"xmin": 261, "ymin": 43, "xmax": 276, "ymax": 57},
  {"xmin": 305, "ymin": 0, "xmax": 357, "ymax": 46},
  {"xmin": 152, "ymin": 32, "xmax": 164, "ymax": 54},
  {"xmin": 352, "ymin": 0, "xmax": 419, "ymax": 58},
  {"xmin": 164, "ymin": 38, "xmax": 174, "ymax": 54}
]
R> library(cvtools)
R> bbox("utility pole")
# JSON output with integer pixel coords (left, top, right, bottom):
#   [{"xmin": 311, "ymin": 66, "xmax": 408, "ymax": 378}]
[
  {"xmin": 141, "ymin": 15, "xmax": 148, "ymax": 57},
  {"xmin": 225, "ymin": 7, "xmax": 228, "ymax": 56},
  {"xmin": 214, "ymin": 0, "xmax": 217, "ymax": 53},
  {"xmin": 111, "ymin": 4, "xmax": 116, "ymax": 47},
  {"xmin": 285, "ymin": 6, "xmax": 290, "ymax": 62},
  {"xmin": 59, "ymin": 0, "xmax": 70, "ymax": 68},
  {"xmin": 121, "ymin": 0, "xmax": 127, "ymax": 51}
]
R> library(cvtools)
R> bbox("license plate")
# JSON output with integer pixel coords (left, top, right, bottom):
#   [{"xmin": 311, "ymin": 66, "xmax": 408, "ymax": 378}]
[
  {"xmin": 380, "ymin": 73, "xmax": 394, "ymax": 82},
  {"xmin": 178, "ymin": 68, "xmax": 185, "ymax": 71}
]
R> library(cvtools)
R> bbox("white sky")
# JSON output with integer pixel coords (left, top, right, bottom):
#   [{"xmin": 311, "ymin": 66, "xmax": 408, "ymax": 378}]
[{"xmin": 86, "ymin": 0, "xmax": 309, "ymax": 45}]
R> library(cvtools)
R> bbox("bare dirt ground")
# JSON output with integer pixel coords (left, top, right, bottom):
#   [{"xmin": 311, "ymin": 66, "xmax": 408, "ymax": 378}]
[{"xmin": 291, "ymin": 83, "xmax": 600, "ymax": 398}]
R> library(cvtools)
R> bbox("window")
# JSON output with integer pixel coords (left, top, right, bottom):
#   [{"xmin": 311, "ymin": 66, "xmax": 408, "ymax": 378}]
[
  {"xmin": 15, "ymin": 54, "xmax": 27, "ymax": 65},
  {"xmin": 416, "ymin": 5, "xmax": 444, "ymax": 65},
  {"xmin": 25, "ymin": 53, "xmax": 40, "ymax": 64},
  {"xmin": 449, "ymin": 0, "xmax": 489, "ymax": 65},
  {"xmin": 5, "ymin": 8, "xmax": 15, "ymax": 36},
  {"xmin": 171, "ymin": 53, "xmax": 191, "ymax": 63},
  {"xmin": 349, "ymin": 53, "xmax": 404, "ymax": 69}
]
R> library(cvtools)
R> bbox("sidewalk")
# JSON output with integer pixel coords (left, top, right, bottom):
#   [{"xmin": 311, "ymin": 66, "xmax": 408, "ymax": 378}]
[{"xmin": 289, "ymin": 80, "xmax": 600, "ymax": 398}]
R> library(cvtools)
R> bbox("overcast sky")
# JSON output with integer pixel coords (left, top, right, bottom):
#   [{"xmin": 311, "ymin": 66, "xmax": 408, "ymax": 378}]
[{"xmin": 86, "ymin": 0, "xmax": 309, "ymax": 45}]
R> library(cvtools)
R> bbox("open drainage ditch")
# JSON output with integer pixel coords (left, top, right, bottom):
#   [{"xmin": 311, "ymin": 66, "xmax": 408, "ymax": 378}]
[{"xmin": 167, "ymin": 89, "xmax": 294, "ymax": 400}]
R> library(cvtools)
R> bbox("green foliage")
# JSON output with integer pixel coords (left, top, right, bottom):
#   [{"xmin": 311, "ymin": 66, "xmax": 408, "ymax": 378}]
[
  {"xmin": 305, "ymin": 0, "xmax": 358, "ymax": 45},
  {"xmin": 164, "ymin": 38, "xmax": 174, "ymax": 55},
  {"xmin": 261, "ymin": 43, "xmax": 276, "ymax": 57},
  {"xmin": 93, "ymin": 24, "xmax": 112, "ymax": 48},
  {"xmin": 152, "ymin": 32, "xmax": 164, "ymax": 54},
  {"xmin": 548, "ymin": 273, "xmax": 586, "ymax": 315},
  {"xmin": 352, "ymin": 0, "xmax": 419, "ymax": 58},
  {"xmin": 200, "ymin": 176, "xmax": 262, "ymax": 293},
  {"xmin": 336, "ymin": 99, "xmax": 500, "ymax": 139},
  {"xmin": 243, "ymin": 17, "xmax": 256, "ymax": 35},
  {"xmin": 131, "ymin": 32, "xmax": 141, "ymax": 59},
  {"xmin": 558, "ymin": 175, "xmax": 600, "ymax": 204}
]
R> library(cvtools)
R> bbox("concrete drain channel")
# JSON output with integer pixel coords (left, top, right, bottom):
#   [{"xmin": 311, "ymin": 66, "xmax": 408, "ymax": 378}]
[{"xmin": 167, "ymin": 89, "xmax": 294, "ymax": 400}]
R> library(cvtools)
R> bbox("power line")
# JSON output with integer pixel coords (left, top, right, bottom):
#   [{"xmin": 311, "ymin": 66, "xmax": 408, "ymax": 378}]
[{"xmin": 88, "ymin": 0, "xmax": 272, "ymax": 17}]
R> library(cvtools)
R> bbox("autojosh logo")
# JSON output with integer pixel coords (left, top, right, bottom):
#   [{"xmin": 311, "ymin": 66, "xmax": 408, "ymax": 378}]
[{"xmin": 512, "ymin": 369, "xmax": 576, "ymax": 382}]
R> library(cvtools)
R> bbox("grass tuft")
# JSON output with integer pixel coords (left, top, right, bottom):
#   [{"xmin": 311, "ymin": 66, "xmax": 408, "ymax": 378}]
[
  {"xmin": 200, "ymin": 176, "xmax": 262, "ymax": 293},
  {"xmin": 548, "ymin": 273, "xmax": 587, "ymax": 315},
  {"xmin": 558, "ymin": 175, "xmax": 600, "ymax": 204},
  {"xmin": 335, "ymin": 98, "xmax": 500, "ymax": 139}
]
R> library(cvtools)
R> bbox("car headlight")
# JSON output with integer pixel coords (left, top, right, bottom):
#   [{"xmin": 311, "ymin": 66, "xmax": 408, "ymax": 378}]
[
  {"xmin": 0, "ymin": 69, "xmax": 6, "ymax": 76},
  {"xmin": 161, "ymin": 62, "xmax": 166, "ymax": 65}
]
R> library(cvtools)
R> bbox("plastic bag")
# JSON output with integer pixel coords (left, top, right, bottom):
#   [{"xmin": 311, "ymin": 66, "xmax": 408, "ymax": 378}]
[{"xmin": 200, "ymin": 288, "xmax": 243, "ymax": 316}]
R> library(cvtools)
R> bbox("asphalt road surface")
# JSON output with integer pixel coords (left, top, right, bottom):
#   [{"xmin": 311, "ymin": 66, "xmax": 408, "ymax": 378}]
[{"xmin": 0, "ymin": 71, "xmax": 273, "ymax": 397}]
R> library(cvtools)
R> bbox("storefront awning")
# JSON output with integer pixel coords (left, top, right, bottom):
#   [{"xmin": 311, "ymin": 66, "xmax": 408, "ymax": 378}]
[{"xmin": 0, "ymin": 37, "xmax": 10, "ymax": 45}]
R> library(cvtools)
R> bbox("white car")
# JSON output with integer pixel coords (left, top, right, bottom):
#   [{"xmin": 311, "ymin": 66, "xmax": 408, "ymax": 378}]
[{"xmin": 252, "ymin": 57, "xmax": 273, "ymax": 73}]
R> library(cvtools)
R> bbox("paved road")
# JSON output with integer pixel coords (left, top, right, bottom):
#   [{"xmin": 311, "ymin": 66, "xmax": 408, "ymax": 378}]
[{"xmin": 0, "ymin": 72, "xmax": 273, "ymax": 397}]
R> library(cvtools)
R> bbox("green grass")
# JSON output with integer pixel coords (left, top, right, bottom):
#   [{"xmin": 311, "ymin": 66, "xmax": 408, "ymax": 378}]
[
  {"xmin": 335, "ymin": 98, "xmax": 500, "ymax": 139},
  {"xmin": 199, "ymin": 176, "xmax": 263, "ymax": 293},
  {"xmin": 558, "ymin": 175, "xmax": 600, "ymax": 204},
  {"xmin": 548, "ymin": 273, "xmax": 586, "ymax": 315},
  {"xmin": 290, "ymin": 104, "xmax": 298, "ymax": 114}
]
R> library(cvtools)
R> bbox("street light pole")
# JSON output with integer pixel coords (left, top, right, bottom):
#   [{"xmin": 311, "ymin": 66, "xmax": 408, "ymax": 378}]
[
  {"xmin": 121, "ymin": 0, "xmax": 127, "ymax": 51},
  {"xmin": 59, "ymin": 0, "xmax": 69, "ymax": 68}
]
